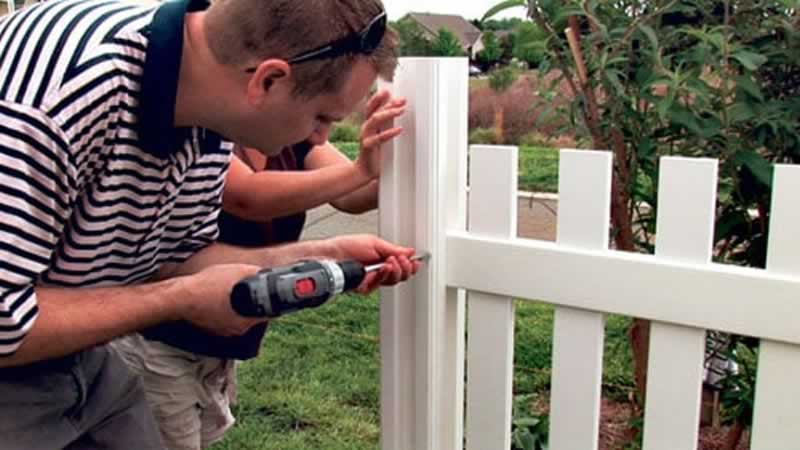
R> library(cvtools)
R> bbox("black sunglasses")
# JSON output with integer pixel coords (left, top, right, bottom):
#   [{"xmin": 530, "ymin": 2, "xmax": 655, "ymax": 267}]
[{"xmin": 246, "ymin": 11, "xmax": 387, "ymax": 72}]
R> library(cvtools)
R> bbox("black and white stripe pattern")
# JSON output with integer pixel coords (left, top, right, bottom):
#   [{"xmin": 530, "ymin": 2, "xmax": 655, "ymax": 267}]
[{"xmin": 0, "ymin": 0, "xmax": 232, "ymax": 355}]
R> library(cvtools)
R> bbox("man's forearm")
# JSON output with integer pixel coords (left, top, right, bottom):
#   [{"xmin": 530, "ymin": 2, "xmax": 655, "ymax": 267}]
[
  {"xmin": 1, "ymin": 278, "xmax": 187, "ymax": 367},
  {"xmin": 156, "ymin": 240, "xmax": 334, "ymax": 279},
  {"xmin": 331, "ymin": 180, "xmax": 378, "ymax": 214}
]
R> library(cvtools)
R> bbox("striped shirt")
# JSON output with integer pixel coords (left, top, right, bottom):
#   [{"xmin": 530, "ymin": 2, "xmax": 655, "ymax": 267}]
[{"xmin": 0, "ymin": 0, "xmax": 232, "ymax": 356}]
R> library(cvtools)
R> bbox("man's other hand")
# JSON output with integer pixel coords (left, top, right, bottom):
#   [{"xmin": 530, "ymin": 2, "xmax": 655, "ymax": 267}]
[{"xmin": 326, "ymin": 234, "xmax": 420, "ymax": 293}]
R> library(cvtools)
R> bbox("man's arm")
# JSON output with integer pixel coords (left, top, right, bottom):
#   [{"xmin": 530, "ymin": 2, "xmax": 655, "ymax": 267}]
[
  {"xmin": 4, "ymin": 278, "xmax": 187, "ymax": 367},
  {"xmin": 222, "ymin": 152, "xmax": 374, "ymax": 220},
  {"xmin": 156, "ymin": 239, "xmax": 332, "ymax": 279},
  {"xmin": 158, "ymin": 234, "xmax": 419, "ymax": 292},
  {"xmin": 221, "ymin": 90, "xmax": 405, "ymax": 221},
  {"xmin": 4, "ymin": 235, "xmax": 418, "ymax": 367},
  {"xmin": 303, "ymin": 143, "xmax": 378, "ymax": 214},
  {"xmin": 2, "ymin": 264, "xmax": 264, "ymax": 368}
]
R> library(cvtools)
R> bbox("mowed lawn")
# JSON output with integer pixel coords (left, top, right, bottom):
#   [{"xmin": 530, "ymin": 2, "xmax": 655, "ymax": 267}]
[
  {"xmin": 211, "ymin": 144, "xmax": 633, "ymax": 449},
  {"xmin": 211, "ymin": 297, "xmax": 634, "ymax": 450}
]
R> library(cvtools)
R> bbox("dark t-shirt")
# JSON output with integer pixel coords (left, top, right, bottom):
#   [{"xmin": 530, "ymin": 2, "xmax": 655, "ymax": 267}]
[{"xmin": 142, "ymin": 142, "xmax": 314, "ymax": 360}]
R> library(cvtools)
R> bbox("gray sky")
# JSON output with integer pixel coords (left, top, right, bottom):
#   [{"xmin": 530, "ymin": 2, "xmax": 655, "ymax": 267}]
[{"xmin": 382, "ymin": 0, "xmax": 527, "ymax": 21}]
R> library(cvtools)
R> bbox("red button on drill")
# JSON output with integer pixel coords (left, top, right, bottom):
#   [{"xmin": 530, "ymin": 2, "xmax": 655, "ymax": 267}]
[{"xmin": 294, "ymin": 278, "xmax": 316, "ymax": 296}]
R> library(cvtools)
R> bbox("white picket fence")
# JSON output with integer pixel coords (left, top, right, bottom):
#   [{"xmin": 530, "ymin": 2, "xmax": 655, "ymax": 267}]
[{"xmin": 378, "ymin": 58, "xmax": 800, "ymax": 450}]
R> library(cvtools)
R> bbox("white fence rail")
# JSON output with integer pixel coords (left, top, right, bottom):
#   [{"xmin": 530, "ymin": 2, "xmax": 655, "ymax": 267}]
[{"xmin": 379, "ymin": 58, "xmax": 800, "ymax": 450}]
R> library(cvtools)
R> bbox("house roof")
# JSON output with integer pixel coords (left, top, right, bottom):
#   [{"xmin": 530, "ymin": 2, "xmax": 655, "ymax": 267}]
[{"xmin": 405, "ymin": 12, "xmax": 482, "ymax": 49}]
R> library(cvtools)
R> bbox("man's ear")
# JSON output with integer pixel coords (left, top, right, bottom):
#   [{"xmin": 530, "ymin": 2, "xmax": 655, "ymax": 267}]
[{"xmin": 246, "ymin": 59, "xmax": 292, "ymax": 106}]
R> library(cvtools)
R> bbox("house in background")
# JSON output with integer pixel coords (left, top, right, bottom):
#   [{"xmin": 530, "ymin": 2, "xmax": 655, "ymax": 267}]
[
  {"xmin": 2, "ymin": 0, "xmax": 39, "ymax": 15},
  {"xmin": 402, "ymin": 12, "xmax": 484, "ymax": 60}
]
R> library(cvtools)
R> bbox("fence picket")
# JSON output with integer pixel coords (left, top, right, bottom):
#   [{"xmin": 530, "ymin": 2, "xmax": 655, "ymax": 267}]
[
  {"xmin": 548, "ymin": 150, "xmax": 612, "ymax": 450},
  {"xmin": 751, "ymin": 165, "xmax": 800, "ymax": 449},
  {"xmin": 643, "ymin": 158, "xmax": 717, "ymax": 450},
  {"xmin": 465, "ymin": 145, "xmax": 518, "ymax": 450}
]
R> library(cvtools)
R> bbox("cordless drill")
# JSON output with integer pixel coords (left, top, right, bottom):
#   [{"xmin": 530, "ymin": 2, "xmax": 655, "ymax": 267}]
[{"xmin": 230, "ymin": 253, "xmax": 430, "ymax": 318}]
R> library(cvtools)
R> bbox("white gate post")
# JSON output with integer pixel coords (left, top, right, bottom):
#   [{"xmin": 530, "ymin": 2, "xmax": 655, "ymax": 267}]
[
  {"xmin": 751, "ymin": 165, "xmax": 800, "ymax": 448},
  {"xmin": 379, "ymin": 57, "xmax": 468, "ymax": 450}
]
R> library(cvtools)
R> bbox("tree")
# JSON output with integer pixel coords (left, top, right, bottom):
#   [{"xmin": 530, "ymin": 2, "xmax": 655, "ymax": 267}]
[
  {"xmin": 483, "ymin": 17, "xmax": 524, "ymax": 31},
  {"xmin": 499, "ymin": 32, "xmax": 517, "ymax": 64},
  {"xmin": 486, "ymin": 0, "xmax": 800, "ymax": 447},
  {"xmin": 512, "ymin": 21, "xmax": 547, "ymax": 68},
  {"xmin": 477, "ymin": 31, "xmax": 503, "ymax": 68},
  {"xmin": 393, "ymin": 18, "xmax": 433, "ymax": 56},
  {"xmin": 430, "ymin": 28, "xmax": 467, "ymax": 57},
  {"xmin": 488, "ymin": 67, "xmax": 519, "ymax": 143}
]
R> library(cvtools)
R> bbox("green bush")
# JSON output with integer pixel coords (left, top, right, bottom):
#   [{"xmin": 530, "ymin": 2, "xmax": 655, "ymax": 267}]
[
  {"xmin": 333, "ymin": 142, "xmax": 359, "ymax": 160},
  {"xmin": 469, "ymin": 127, "xmax": 499, "ymax": 145},
  {"xmin": 488, "ymin": 67, "xmax": 517, "ymax": 93},
  {"xmin": 329, "ymin": 123, "xmax": 359, "ymax": 143},
  {"xmin": 518, "ymin": 131, "xmax": 553, "ymax": 148}
]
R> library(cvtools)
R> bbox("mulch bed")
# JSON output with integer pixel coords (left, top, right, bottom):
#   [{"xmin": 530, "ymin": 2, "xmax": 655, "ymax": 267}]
[{"xmin": 597, "ymin": 398, "xmax": 749, "ymax": 450}]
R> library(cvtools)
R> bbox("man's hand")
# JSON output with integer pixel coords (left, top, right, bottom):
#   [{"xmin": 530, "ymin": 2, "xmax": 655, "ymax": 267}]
[
  {"xmin": 178, "ymin": 264, "xmax": 267, "ymax": 336},
  {"xmin": 354, "ymin": 90, "xmax": 407, "ymax": 179},
  {"xmin": 325, "ymin": 234, "xmax": 420, "ymax": 293}
]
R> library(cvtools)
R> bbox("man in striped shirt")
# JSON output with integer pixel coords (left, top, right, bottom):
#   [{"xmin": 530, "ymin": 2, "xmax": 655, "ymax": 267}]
[{"xmin": 0, "ymin": 0, "xmax": 416, "ymax": 448}]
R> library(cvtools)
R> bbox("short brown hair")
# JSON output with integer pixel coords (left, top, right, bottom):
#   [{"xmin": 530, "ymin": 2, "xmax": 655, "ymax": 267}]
[{"xmin": 204, "ymin": 0, "xmax": 398, "ymax": 98}]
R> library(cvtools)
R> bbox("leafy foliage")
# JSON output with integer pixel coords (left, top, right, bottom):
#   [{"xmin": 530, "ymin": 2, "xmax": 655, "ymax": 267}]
[
  {"xmin": 483, "ymin": 17, "xmax": 526, "ymax": 31},
  {"xmin": 512, "ymin": 22, "xmax": 548, "ymax": 67},
  {"xmin": 489, "ymin": 67, "xmax": 519, "ymax": 92},
  {"xmin": 478, "ymin": 31, "xmax": 504, "ymax": 66},
  {"xmin": 511, "ymin": 394, "xmax": 549, "ymax": 450},
  {"xmin": 393, "ymin": 18, "xmax": 433, "ymax": 56},
  {"xmin": 430, "ymin": 28, "xmax": 467, "ymax": 57}
]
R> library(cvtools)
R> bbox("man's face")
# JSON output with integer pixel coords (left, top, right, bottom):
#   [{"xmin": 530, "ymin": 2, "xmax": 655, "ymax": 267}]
[{"xmin": 238, "ymin": 59, "xmax": 378, "ymax": 155}]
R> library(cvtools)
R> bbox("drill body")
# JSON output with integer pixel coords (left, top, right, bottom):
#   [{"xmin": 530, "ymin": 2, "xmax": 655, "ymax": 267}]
[{"xmin": 230, "ymin": 260, "xmax": 366, "ymax": 318}]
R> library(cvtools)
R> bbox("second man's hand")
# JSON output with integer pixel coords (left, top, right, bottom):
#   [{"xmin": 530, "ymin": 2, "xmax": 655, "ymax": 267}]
[
  {"xmin": 323, "ymin": 234, "xmax": 420, "ymax": 293},
  {"xmin": 354, "ymin": 90, "xmax": 407, "ymax": 180}
]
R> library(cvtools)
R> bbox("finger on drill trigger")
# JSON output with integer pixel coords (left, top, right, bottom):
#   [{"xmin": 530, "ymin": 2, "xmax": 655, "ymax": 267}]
[
  {"xmin": 396, "ymin": 255, "xmax": 413, "ymax": 282},
  {"xmin": 358, "ymin": 269, "xmax": 384, "ymax": 294},
  {"xmin": 378, "ymin": 256, "xmax": 397, "ymax": 286},
  {"xmin": 356, "ymin": 273, "xmax": 374, "ymax": 294}
]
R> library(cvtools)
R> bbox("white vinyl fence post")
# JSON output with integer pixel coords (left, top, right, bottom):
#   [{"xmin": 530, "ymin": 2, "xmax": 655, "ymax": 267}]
[
  {"xmin": 642, "ymin": 157, "xmax": 718, "ymax": 450},
  {"xmin": 548, "ymin": 150, "xmax": 613, "ymax": 450},
  {"xmin": 750, "ymin": 165, "xmax": 800, "ymax": 449},
  {"xmin": 465, "ymin": 145, "xmax": 518, "ymax": 450},
  {"xmin": 379, "ymin": 57, "xmax": 468, "ymax": 450}
]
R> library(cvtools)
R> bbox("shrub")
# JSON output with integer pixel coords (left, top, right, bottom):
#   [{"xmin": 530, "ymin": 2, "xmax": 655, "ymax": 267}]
[
  {"xmin": 518, "ymin": 131, "xmax": 553, "ymax": 148},
  {"xmin": 469, "ymin": 127, "xmax": 499, "ymax": 145},
  {"xmin": 329, "ymin": 123, "xmax": 360, "ymax": 143},
  {"xmin": 469, "ymin": 72, "xmax": 573, "ymax": 146}
]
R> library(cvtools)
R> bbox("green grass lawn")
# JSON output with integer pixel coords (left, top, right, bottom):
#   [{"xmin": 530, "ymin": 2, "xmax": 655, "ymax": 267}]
[
  {"xmin": 211, "ymin": 294, "xmax": 633, "ymax": 449},
  {"xmin": 335, "ymin": 142, "xmax": 559, "ymax": 193}
]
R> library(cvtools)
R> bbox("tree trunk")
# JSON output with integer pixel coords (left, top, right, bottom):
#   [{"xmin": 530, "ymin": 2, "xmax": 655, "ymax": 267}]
[
  {"xmin": 494, "ymin": 105, "xmax": 505, "ymax": 144},
  {"xmin": 566, "ymin": 13, "xmax": 650, "ymax": 416},
  {"xmin": 629, "ymin": 319, "xmax": 651, "ymax": 409}
]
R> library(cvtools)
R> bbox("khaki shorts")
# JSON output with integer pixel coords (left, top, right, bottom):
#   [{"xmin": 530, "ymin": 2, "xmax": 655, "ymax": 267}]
[{"xmin": 110, "ymin": 334, "xmax": 236, "ymax": 450}]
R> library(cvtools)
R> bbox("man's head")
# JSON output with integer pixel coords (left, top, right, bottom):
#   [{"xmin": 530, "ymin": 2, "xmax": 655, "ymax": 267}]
[{"xmin": 203, "ymin": 0, "xmax": 399, "ymax": 154}]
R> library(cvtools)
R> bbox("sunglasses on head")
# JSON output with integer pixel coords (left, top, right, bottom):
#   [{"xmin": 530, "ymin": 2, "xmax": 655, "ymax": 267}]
[{"xmin": 246, "ymin": 11, "xmax": 387, "ymax": 73}]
